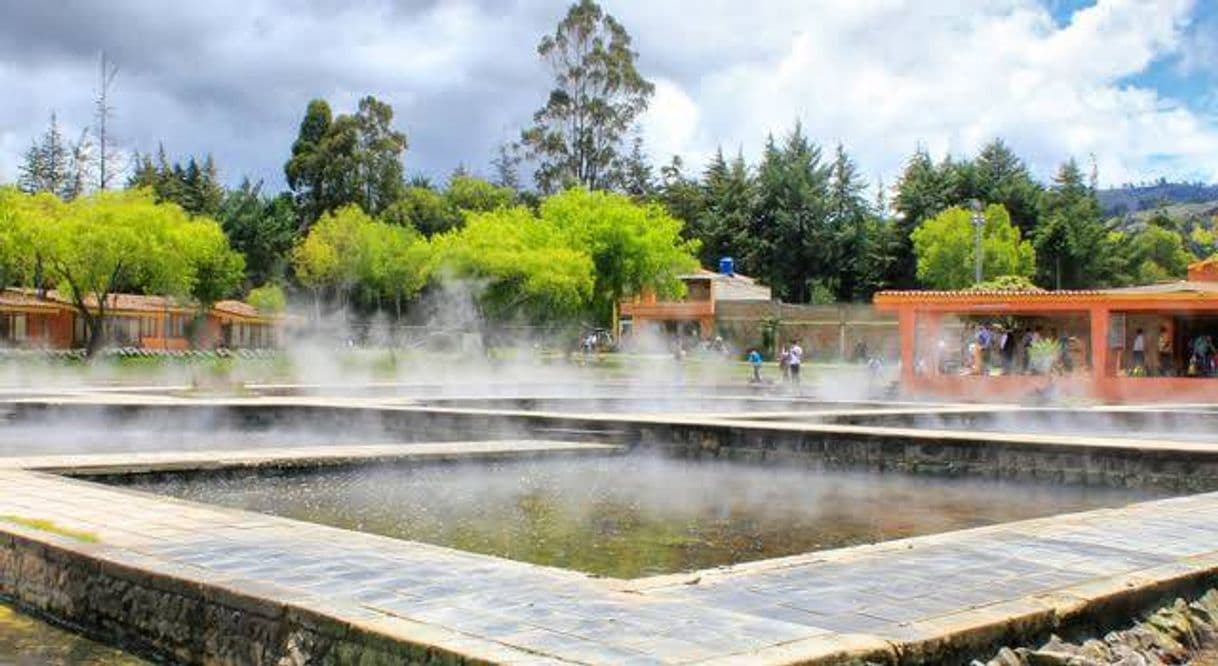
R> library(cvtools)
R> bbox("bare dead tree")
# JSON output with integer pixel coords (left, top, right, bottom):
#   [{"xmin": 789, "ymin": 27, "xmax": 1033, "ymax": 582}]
[{"xmin": 94, "ymin": 51, "xmax": 122, "ymax": 190}]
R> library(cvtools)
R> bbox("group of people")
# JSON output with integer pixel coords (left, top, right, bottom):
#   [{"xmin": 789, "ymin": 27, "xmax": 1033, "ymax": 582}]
[
  {"xmin": 1135, "ymin": 326, "xmax": 1218, "ymax": 377},
  {"xmin": 953, "ymin": 323, "xmax": 1072, "ymax": 376},
  {"xmin": 746, "ymin": 341, "xmax": 804, "ymax": 384}
]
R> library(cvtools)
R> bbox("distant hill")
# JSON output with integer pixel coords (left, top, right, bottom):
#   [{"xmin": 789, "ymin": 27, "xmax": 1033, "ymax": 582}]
[{"xmin": 1098, "ymin": 180, "xmax": 1218, "ymax": 217}]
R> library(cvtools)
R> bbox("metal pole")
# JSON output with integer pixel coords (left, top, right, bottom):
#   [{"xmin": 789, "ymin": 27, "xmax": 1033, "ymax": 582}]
[{"xmin": 970, "ymin": 200, "xmax": 985, "ymax": 285}]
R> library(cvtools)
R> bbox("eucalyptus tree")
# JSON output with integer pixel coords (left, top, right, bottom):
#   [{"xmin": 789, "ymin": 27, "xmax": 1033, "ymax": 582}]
[{"xmin": 521, "ymin": 0, "xmax": 655, "ymax": 193}]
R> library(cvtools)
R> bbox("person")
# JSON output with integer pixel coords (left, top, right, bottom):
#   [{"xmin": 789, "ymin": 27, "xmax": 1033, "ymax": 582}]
[
  {"xmin": 1058, "ymin": 330, "xmax": 1072, "ymax": 373},
  {"xmin": 1020, "ymin": 328, "xmax": 1034, "ymax": 374},
  {"xmin": 788, "ymin": 340, "xmax": 803, "ymax": 384},
  {"xmin": 1158, "ymin": 325, "xmax": 1173, "ymax": 376},
  {"xmin": 1131, "ymin": 328, "xmax": 1146, "ymax": 375},
  {"xmin": 747, "ymin": 348, "xmax": 763, "ymax": 383},
  {"xmin": 778, "ymin": 345, "xmax": 791, "ymax": 382},
  {"xmin": 1000, "ymin": 327, "xmax": 1015, "ymax": 374},
  {"xmin": 1190, "ymin": 335, "xmax": 1212, "ymax": 377}
]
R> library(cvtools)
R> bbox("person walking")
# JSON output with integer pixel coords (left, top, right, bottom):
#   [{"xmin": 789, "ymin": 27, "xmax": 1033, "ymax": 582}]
[
  {"xmin": 788, "ymin": 340, "xmax": 803, "ymax": 385},
  {"xmin": 778, "ymin": 345, "xmax": 791, "ymax": 382},
  {"xmin": 747, "ymin": 348, "xmax": 763, "ymax": 383}
]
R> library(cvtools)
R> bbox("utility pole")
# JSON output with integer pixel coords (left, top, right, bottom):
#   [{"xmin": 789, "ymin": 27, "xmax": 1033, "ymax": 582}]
[{"xmin": 970, "ymin": 199, "xmax": 985, "ymax": 285}]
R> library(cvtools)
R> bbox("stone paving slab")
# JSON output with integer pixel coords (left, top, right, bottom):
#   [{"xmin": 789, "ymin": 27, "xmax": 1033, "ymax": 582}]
[
  {"xmin": 0, "ymin": 440, "xmax": 620, "ymax": 474},
  {"xmin": 3, "ymin": 451, "xmax": 1218, "ymax": 664}
]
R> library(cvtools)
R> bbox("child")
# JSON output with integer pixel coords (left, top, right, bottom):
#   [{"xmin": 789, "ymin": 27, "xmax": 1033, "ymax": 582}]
[{"xmin": 747, "ymin": 348, "xmax": 763, "ymax": 383}]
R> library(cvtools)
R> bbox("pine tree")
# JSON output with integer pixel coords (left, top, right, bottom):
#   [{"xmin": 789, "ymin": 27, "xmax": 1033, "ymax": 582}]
[{"xmin": 18, "ymin": 113, "xmax": 71, "ymax": 197}]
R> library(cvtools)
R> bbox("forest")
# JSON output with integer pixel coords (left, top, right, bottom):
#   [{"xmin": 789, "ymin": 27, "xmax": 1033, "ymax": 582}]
[{"xmin": 3, "ymin": 0, "xmax": 1216, "ymax": 331}]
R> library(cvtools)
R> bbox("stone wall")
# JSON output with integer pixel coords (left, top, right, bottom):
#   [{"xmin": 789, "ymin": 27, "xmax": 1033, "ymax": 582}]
[
  {"xmin": 0, "ymin": 527, "xmax": 496, "ymax": 665},
  {"xmin": 714, "ymin": 301, "xmax": 898, "ymax": 361}
]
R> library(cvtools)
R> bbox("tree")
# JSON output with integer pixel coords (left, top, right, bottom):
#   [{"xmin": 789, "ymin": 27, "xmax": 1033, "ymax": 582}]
[
  {"xmin": 353, "ymin": 96, "xmax": 408, "ymax": 215},
  {"xmin": 490, "ymin": 142, "xmax": 522, "ymax": 191},
  {"xmin": 173, "ymin": 216, "xmax": 246, "ymax": 329},
  {"xmin": 431, "ymin": 206, "xmax": 594, "ymax": 322},
  {"xmin": 18, "ymin": 113, "xmax": 70, "ymax": 198},
  {"xmin": 382, "ymin": 186, "xmax": 460, "ymax": 236},
  {"xmin": 247, "ymin": 284, "xmax": 287, "ymax": 314},
  {"xmin": 447, "ymin": 175, "xmax": 514, "ymax": 213},
  {"xmin": 540, "ymin": 187, "xmax": 699, "ymax": 323},
  {"xmin": 1117, "ymin": 225, "xmax": 1192, "ymax": 285},
  {"xmin": 284, "ymin": 99, "xmax": 333, "ymax": 227},
  {"xmin": 969, "ymin": 139, "xmax": 1043, "ymax": 237},
  {"xmin": 618, "ymin": 135, "xmax": 656, "ymax": 199},
  {"xmin": 218, "ymin": 180, "xmax": 298, "ymax": 287},
  {"xmin": 749, "ymin": 124, "xmax": 831, "ymax": 303},
  {"xmin": 911, "ymin": 203, "xmax": 1035, "ymax": 290},
  {"xmin": 128, "ymin": 148, "xmax": 224, "ymax": 217},
  {"xmin": 285, "ymin": 97, "xmax": 408, "ymax": 228},
  {"xmin": 827, "ymin": 144, "xmax": 888, "ymax": 301},
  {"xmin": 2, "ymin": 189, "xmax": 242, "ymax": 355},
  {"xmin": 521, "ymin": 0, "xmax": 655, "ymax": 193},
  {"xmin": 292, "ymin": 204, "xmax": 429, "ymax": 318},
  {"xmin": 1034, "ymin": 159, "xmax": 1109, "ymax": 289},
  {"xmin": 890, "ymin": 147, "xmax": 952, "ymax": 288},
  {"xmin": 692, "ymin": 148, "xmax": 752, "ymax": 269},
  {"xmin": 94, "ymin": 52, "xmax": 122, "ymax": 191}
]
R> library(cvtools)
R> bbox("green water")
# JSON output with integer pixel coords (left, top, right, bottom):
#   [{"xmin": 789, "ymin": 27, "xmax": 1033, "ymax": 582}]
[
  {"xmin": 0, "ymin": 602, "xmax": 147, "ymax": 665},
  {"xmin": 121, "ymin": 455, "xmax": 1167, "ymax": 579}
]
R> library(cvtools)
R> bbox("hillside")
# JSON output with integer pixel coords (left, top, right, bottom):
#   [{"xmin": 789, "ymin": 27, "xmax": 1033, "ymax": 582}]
[{"xmin": 1098, "ymin": 181, "xmax": 1218, "ymax": 217}]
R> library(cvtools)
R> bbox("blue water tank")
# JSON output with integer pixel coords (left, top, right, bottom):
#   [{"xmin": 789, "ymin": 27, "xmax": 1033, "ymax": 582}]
[{"xmin": 718, "ymin": 256, "xmax": 735, "ymax": 276}]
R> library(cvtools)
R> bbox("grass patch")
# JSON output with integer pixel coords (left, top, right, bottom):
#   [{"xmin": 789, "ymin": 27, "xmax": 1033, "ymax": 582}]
[{"xmin": 0, "ymin": 515, "xmax": 99, "ymax": 543}]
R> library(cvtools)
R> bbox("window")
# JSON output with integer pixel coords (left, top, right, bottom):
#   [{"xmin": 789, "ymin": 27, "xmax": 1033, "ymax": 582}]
[{"xmin": 140, "ymin": 317, "xmax": 157, "ymax": 338}]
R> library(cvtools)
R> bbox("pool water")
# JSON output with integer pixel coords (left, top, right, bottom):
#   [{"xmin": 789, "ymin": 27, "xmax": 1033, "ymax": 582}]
[
  {"xmin": 118, "ymin": 455, "xmax": 1169, "ymax": 579},
  {"xmin": 0, "ymin": 602, "xmax": 147, "ymax": 665}
]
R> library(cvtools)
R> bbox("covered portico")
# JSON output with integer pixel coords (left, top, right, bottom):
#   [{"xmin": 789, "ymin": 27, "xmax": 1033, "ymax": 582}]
[{"xmin": 874, "ymin": 269, "xmax": 1218, "ymax": 402}]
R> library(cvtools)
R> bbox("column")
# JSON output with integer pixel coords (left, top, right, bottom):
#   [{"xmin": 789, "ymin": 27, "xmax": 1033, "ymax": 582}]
[
  {"xmin": 1089, "ymin": 305, "xmax": 1110, "ymax": 394},
  {"xmin": 899, "ymin": 306, "xmax": 917, "ymax": 386}
]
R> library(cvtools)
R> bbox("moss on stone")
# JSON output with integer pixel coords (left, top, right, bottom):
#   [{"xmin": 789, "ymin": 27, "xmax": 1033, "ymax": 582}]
[{"xmin": 0, "ymin": 515, "xmax": 98, "ymax": 543}]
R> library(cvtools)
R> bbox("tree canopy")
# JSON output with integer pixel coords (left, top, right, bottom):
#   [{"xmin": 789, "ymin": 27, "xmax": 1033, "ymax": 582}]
[
  {"xmin": 521, "ymin": 0, "xmax": 654, "ymax": 193},
  {"xmin": 0, "ymin": 188, "xmax": 244, "ymax": 353},
  {"xmin": 911, "ymin": 203, "xmax": 1035, "ymax": 290}
]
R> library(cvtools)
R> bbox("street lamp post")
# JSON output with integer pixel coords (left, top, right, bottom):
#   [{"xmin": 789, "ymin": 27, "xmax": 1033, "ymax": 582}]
[{"xmin": 970, "ymin": 199, "xmax": 985, "ymax": 285}]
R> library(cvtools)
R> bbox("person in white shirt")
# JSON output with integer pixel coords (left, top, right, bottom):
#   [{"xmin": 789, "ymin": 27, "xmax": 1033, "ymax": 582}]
[
  {"xmin": 788, "ymin": 341, "xmax": 803, "ymax": 384},
  {"xmin": 1132, "ymin": 328, "xmax": 1146, "ymax": 373}
]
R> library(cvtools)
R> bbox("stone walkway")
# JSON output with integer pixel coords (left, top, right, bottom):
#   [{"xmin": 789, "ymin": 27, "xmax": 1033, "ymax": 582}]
[{"xmin": 3, "ymin": 445, "xmax": 1218, "ymax": 664}]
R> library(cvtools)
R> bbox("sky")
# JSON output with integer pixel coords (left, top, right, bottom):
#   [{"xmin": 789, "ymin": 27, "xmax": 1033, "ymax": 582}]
[{"xmin": 0, "ymin": 0, "xmax": 1215, "ymax": 193}]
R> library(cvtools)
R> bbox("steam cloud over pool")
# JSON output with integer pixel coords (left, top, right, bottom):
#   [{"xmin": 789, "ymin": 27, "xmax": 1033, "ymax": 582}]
[{"xmin": 117, "ymin": 454, "xmax": 1168, "ymax": 578}]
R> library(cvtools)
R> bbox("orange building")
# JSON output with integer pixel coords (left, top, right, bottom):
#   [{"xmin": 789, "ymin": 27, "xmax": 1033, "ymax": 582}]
[
  {"xmin": 619, "ymin": 269, "xmax": 772, "ymax": 340},
  {"xmin": 874, "ymin": 260, "xmax": 1218, "ymax": 403},
  {"xmin": 0, "ymin": 288, "xmax": 279, "ymax": 351}
]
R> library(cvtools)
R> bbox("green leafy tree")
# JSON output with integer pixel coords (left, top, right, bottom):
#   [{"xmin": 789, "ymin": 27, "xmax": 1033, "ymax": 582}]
[
  {"xmin": 382, "ymin": 186, "xmax": 460, "ymax": 237},
  {"xmin": 3, "ymin": 189, "xmax": 242, "ymax": 355},
  {"xmin": 285, "ymin": 96, "xmax": 407, "ymax": 228},
  {"xmin": 247, "ymin": 284, "xmax": 287, "ymax": 314},
  {"xmin": 540, "ymin": 188, "xmax": 699, "ymax": 323},
  {"xmin": 911, "ymin": 203, "xmax": 1035, "ymax": 290},
  {"xmin": 1116, "ymin": 225, "xmax": 1193, "ymax": 284},
  {"xmin": 962, "ymin": 139, "xmax": 1043, "ymax": 237},
  {"xmin": 446, "ymin": 175, "xmax": 515, "ymax": 213},
  {"xmin": 432, "ymin": 206, "xmax": 594, "ymax": 321},
  {"xmin": 218, "ymin": 180, "xmax": 298, "ymax": 287},
  {"xmin": 521, "ymin": 0, "xmax": 655, "ymax": 192}
]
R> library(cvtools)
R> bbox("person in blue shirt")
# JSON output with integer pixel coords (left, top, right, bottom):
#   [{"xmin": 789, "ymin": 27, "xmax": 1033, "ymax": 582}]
[{"xmin": 747, "ymin": 348, "xmax": 763, "ymax": 383}]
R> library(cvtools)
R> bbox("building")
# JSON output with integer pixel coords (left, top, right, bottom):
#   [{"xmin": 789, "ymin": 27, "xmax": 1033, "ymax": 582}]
[
  {"xmin": 874, "ymin": 259, "xmax": 1218, "ymax": 402},
  {"xmin": 618, "ymin": 268, "xmax": 772, "ymax": 340},
  {"xmin": 618, "ymin": 266, "xmax": 900, "ymax": 359},
  {"xmin": 0, "ymin": 288, "xmax": 279, "ymax": 351}
]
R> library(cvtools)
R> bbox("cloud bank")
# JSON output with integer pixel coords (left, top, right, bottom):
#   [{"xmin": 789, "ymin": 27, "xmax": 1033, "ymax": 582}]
[{"xmin": 0, "ymin": 0, "xmax": 1213, "ymax": 191}]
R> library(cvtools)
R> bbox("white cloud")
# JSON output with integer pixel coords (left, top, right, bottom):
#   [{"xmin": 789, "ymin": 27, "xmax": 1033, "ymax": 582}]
[
  {"xmin": 0, "ymin": 0, "xmax": 1214, "ymax": 190},
  {"xmin": 629, "ymin": 0, "xmax": 1216, "ymax": 186}
]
